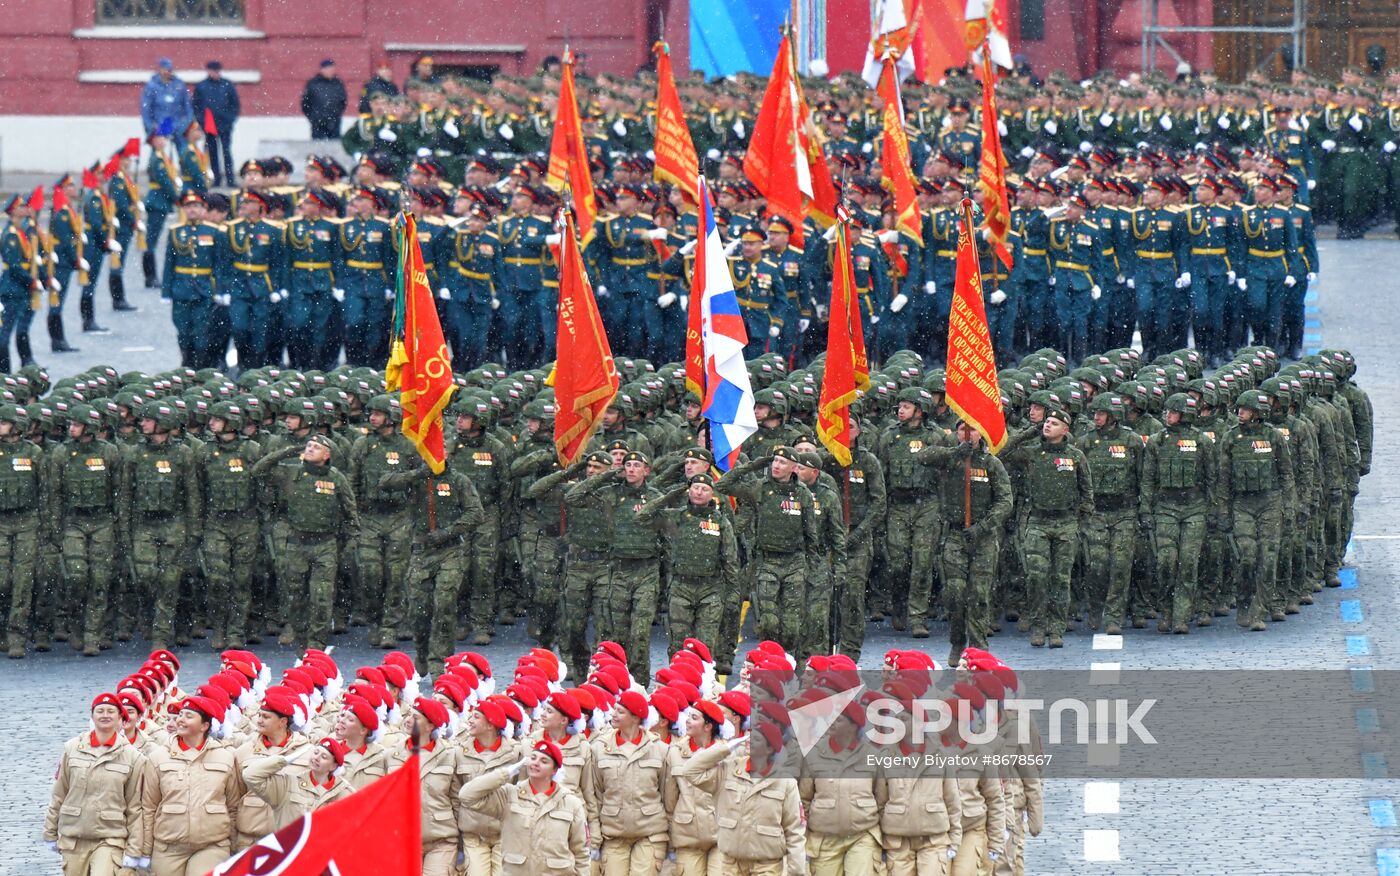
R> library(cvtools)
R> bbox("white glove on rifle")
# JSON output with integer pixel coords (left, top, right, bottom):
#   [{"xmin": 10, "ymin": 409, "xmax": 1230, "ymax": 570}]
[
  {"xmin": 680, "ymin": 240, "xmax": 697, "ymax": 256},
  {"xmin": 491, "ymin": 297, "xmax": 501, "ymax": 310},
  {"xmin": 443, "ymin": 118, "xmax": 460, "ymax": 138},
  {"xmin": 332, "ymin": 288, "xmax": 346, "ymax": 302},
  {"xmin": 990, "ymin": 289, "xmax": 1007, "ymax": 305},
  {"xmin": 1348, "ymin": 115, "xmax": 1363, "ymax": 132},
  {"xmin": 613, "ymin": 119, "xmax": 628, "ymax": 136},
  {"xmin": 889, "ymin": 293, "xmax": 908, "ymax": 313},
  {"xmin": 108, "ymin": 240, "xmax": 122, "ymax": 253},
  {"xmin": 499, "ymin": 123, "xmax": 514, "ymax": 141},
  {"xmin": 1237, "ymin": 278, "xmax": 1247, "ymax": 291},
  {"xmin": 768, "ymin": 324, "xmax": 780, "ymax": 338},
  {"xmin": 1090, "ymin": 285, "xmax": 1101, "ymax": 301},
  {"xmin": 438, "ymin": 287, "xmax": 452, "ymax": 300},
  {"xmin": 656, "ymin": 292, "xmax": 677, "ymax": 309},
  {"xmin": 822, "ymin": 224, "xmax": 839, "ymax": 241},
  {"xmin": 1320, "ymin": 139, "xmax": 1336, "ymax": 152},
  {"xmin": 79, "ymin": 258, "xmax": 90, "ymax": 272}
]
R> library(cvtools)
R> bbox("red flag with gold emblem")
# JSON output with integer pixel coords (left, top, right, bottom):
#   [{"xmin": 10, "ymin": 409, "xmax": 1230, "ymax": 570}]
[
  {"xmin": 553, "ymin": 208, "xmax": 619, "ymax": 465},
  {"xmin": 387, "ymin": 213, "xmax": 456, "ymax": 473},
  {"xmin": 817, "ymin": 218, "xmax": 871, "ymax": 467},
  {"xmin": 875, "ymin": 56, "xmax": 921, "ymax": 242},
  {"xmin": 546, "ymin": 51, "xmax": 598, "ymax": 246},
  {"xmin": 945, "ymin": 199, "xmax": 1006, "ymax": 452},
  {"xmin": 976, "ymin": 55, "xmax": 1013, "ymax": 269},
  {"xmin": 651, "ymin": 42, "xmax": 699, "ymax": 205},
  {"xmin": 745, "ymin": 31, "xmax": 806, "ymax": 247}
]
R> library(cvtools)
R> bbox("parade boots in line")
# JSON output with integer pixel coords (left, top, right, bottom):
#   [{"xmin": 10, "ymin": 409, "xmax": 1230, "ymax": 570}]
[
  {"xmin": 142, "ymin": 250, "xmax": 159, "ymax": 288},
  {"xmin": 48, "ymin": 310, "xmax": 78, "ymax": 353},
  {"xmin": 80, "ymin": 295, "xmax": 108, "ymax": 334},
  {"xmin": 110, "ymin": 272, "xmax": 138, "ymax": 312},
  {"xmin": 15, "ymin": 332, "xmax": 35, "ymax": 368}
]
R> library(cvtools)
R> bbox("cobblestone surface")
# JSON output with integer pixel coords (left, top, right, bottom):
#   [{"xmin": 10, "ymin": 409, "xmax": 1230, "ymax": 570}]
[{"xmin": 2, "ymin": 236, "xmax": 1396, "ymax": 874}]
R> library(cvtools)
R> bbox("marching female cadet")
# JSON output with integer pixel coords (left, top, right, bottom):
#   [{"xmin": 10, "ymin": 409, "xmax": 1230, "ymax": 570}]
[
  {"xmin": 385, "ymin": 696, "xmax": 462, "ymax": 876},
  {"xmin": 456, "ymin": 697, "xmax": 522, "ymax": 876},
  {"xmin": 799, "ymin": 701, "xmax": 888, "ymax": 876},
  {"xmin": 142, "ymin": 695, "xmax": 245, "ymax": 876},
  {"xmin": 588, "ymin": 690, "xmax": 671, "ymax": 875},
  {"xmin": 231, "ymin": 688, "xmax": 309, "ymax": 851},
  {"xmin": 534, "ymin": 690, "xmax": 599, "ymax": 830},
  {"xmin": 44, "ymin": 692, "xmax": 149, "ymax": 876},
  {"xmin": 943, "ymin": 694, "xmax": 1009, "ymax": 876},
  {"xmin": 333, "ymin": 693, "xmax": 391, "ymax": 790},
  {"xmin": 241, "ymin": 736, "xmax": 354, "ymax": 829},
  {"xmin": 664, "ymin": 699, "xmax": 728, "ymax": 876},
  {"xmin": 458, "ymin": 738, "xmax": 591, "ymax": 876},
  {"xmin": 877, "ymin": 684, "xmax": 964, "ymax": 876}
]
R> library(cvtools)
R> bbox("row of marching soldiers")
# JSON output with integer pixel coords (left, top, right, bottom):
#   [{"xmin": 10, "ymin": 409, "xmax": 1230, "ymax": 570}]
[{"xmin": 47, "ymin": 639, "xmax": 1043, "ymax": 876}]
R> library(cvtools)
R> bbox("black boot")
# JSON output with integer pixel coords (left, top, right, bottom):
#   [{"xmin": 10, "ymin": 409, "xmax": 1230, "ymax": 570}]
[
  {"xmin": 110, "ymin": 272, "xmax": 137, "ymax": 312},
  {"xmin": 48, "ymin": 311, "xmax": 78, "ymax": 353},
  {"xmin": 80, "ymin": 296, "xmax": 108, "ymax": 334},
  {"xmin": 142, "ymin": 250, "xmax": 159, "ymax": 288},
  {"xmin": 14, "ymin": 333, "xmax": 34, "ymax": 368}
]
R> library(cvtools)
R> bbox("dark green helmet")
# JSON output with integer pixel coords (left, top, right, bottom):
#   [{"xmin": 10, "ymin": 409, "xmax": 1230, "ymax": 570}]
[
  {"xmin": 753, "ymin": 387, "xmax": 788, "ymax": 417},
  {"xmin": 137, "ymin": 400, "xmax": 182, "ymax": 431},
  {"xmin": 68, "ymin": 403, "xmax": 105, "ymax": 432},
  {"xmin": 1162, "ymin": 392, "xmax": 1198, "ymax": 421},
  {"xmin": 1070, "ymin": 367, "xmax": 1109, "ymax": 395},
  {"xmin": 522, "ymin": 398, "xmax": 556, "ymax": 421},
  {"xmin": 1235, "ymin": 389, "xmax": 1272, "ymax": 415},
  {"xmin": 0, "ymin": 403, "xmax": 28, "ymax": 426},
  {"xmin": 1088, "ymin": 392, "xmax": 1126, "ymax": 420},
  {"xmin": 366, "ymin": 394, "xmax": 398, "ymax": 416},
  {"xmin": 207, "ymin": 400, "xmax": 245, "ymax": 433},
  {"xmin": 896, "ymin": 385, "xmax": 933, "ymax": 415}
]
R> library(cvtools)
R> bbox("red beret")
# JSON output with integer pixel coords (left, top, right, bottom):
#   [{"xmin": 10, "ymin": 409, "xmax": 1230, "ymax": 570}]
[
  {"xmin": 434, "ymin": 675, "xmax": 468, "ymax": 710},
  {"xmin": 116, "ymin": 691, "xmax": 144, "ymax": 717},
  {"xmin": 666, "ymin": 680, "xmax": 701, "ymax": 706},
  {"xmin": 505, "ymin": 682, "xmax": 540, "ymax": 710},
  {"xmin": 595, "ymin": 641, "xmax": 627, "ymax": 665},
  {"xmin": 414, "ymin": 696, "xmax": 451, "ymax": 729},
  {"xmin": 91, "ymin": 692, "xmax": 122, "ymax": 711},
  {"xmin": 176, "ymin": 696, "xmax": 219, "ymax": 721},
  {"xmin": 354, "ymin": 666, "xmax": 386, "ymax": 687},
  {"xmin": 617, "ymin": 690, "xmax": 649, "ymax": 721},
  {"xmin": 149, "ymin": 648, "xmax": 181, "ymax": 671},
  {"xmin": 475, "ymin": 697, "xmax": 507, "ymax": 731},
  {"xmin": 317, "ymin": 736, "xmax": 349, "ymax": 766},
  {"xmin": 650, "ymin": 689, "xmax": 682, "ymax": 724},
  {"xmin": 534, "ymin": 738, "xmax": 564, "ymax": 767},
  {"xmin": 718, "ymin": 690, "xmax": 751, "ymax": 718},
  {"xmin": 260, "ymin": 690, "xmax": 299, "ymax": 720},
  {"xmin": 341, "ymin": 694, "xmax": 379, "ymax": 732},
  {"xmin": 490, "ymin": 694, "xmax": 523, "ymax": 727},
  {"xmin": 569, "ymin": 687, "xmax": 596, "ymax": 714},
  {"xmin": 693, "ymin": 699, "xmax": 726, "ymax": 727},
  {"xmin": 377, "ymin": 663, "xmax": 408, "ymax": 690},
  {"xmin": 546, "ymin": 690, "xmax": 581, "ymax": 721},
  {"xmin": 754, "ymin": 721, "xmax": 785, "ymax": 755},
  {"xmin": 682, "ymin": 638, "xmax": 713, "ymax": 663},
  {"xmin": 383, "ymin": 651, "xmax": 415, "ymax": 677}
]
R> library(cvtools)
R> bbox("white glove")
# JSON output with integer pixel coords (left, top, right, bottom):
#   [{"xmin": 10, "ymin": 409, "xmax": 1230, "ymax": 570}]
[
  {"xmin": 815, "ymin": 303, "xmax": 828, "ymax": 320},
  {"xmin": 1284, "ymin": 275, "xmax": 1296, "ymax": 288},
  {"xmin": 1019, "ymin": 146, "xmax": 1035, "ymax": 158},
  {"xmin": 1320, "ymin": 139, "xmax": 1336, "ymax": 152},
  {"xmin": 491, "ymin": 297, "xmax": 501, "ymax": 310},
  {"xmin": 706, "ymin": 148, "xmax": 721, "ymax": 160},
  {"xmin": 590, "ymin": 849, "xmax": 602, "ymax": 861},
  {"xmin": 1226, "ymin": 270, "xmax": 1236, "ymax": 285},
  {"xmin": 1176, "ymin": 272, "xmax": 1191, "ymax": 288},
  {"xmin": 79, "ymin": 258, "xmax": 91, "ymax": 272},
  {"xmin": 136, "ymin": 221, "xmax": 146, "ymax": 233},
  {"xmin": 724, "ymin": 240, "xmax": 742, "ymax": 256},
  {"xmin": 643, "ymin": 228, "xmax": 668, "ymax": 241},
  {"xmin": 595, "ymin": 285, "xmax": 609, "ymax": 298},
  {"xmin": 122, "ymin": 855, "xmax": 142, "ymax": 868},
  {"xmin": 44, "ymin": 840, "xmax": 58, "ymax": 854},
  {"xmin": 416, "ymin": 147, "xmax": 432, "ymax": 158},
  {"xmin": 49, "ymin": 278, "xmax": 60, "ymax": 292},
  {"xmin": 1099, "ymin": 112, "xmax": 1114, "ymax": 127},
  {"xmin": 1044, "ymin": 120, "xmax": 1058, "ymax": 135},
  {"xmin": 1237, "ymin": 278, "xmax": 1247, "ymax": 291},
  {"xmin": 1308, "ymin": 179, "xmax": 1316, "ymax": 190},
  {"xmin": 613, "ymin": 119, "xmax": 628, "ymax": 137},
  {"xmin": 49, "ymin": 250, "xmax": 58, "ymax": 264},
  {"xmin": 869, "ymin": 314, "xmax": 880, "ymax": 324},
  {"xmin": 1115, "ymin": 274, "xmax": 1125, "ymax": 284},
  {"xmin": 877, "ymin": 230, "xmax": 899, "ymax": 244},
  {"xmin": 1218, "ymin": 115, "xmax": 1231, "ymax": 129},
  {"xmin": 214, "ymin": 294, "xmax": 231, "ymax": 307},
  {"xmin": 990, "ymin": 289, "xmax": 1007, "ymax": 305},
  {"xmin": 1126, "ymin": 278, "xmax": 1136, "ymax": 290},
  {"xmin": 112, "ymin": 217, "xmax": 121, "ymax": 229},
  {"xmin": 1240, "ymin": 116, "xmax": 1252, "ymax": 130},
  {"xmin": 377, "ymin": 127, "xmax": 397, "ymax": 142},
  {"xmin": 108, "ymin": 239, "xmax": 122, "ymax": 253},
  {"xmin": 384, "ymin": 288, "xmax": 395, "ymax": 300},
  {"xmin": 889, "ymin": 293, "xmax": 908, "ymax": 313},
  {"xmin": 81, "ymin": 233, "xmax": 88, "ymax": 244},
  {"xmin": 799, "ymin": 318, "xmax": 810, "ymax": 333},
  {"xmin": 822, "ymin": 224, "xmax": 839, "ymax": 241},
  {"xmin": 947, "ymin": 847, "xmax": 958, "ymax": 859},
  {"xmin": 507, "ymin": 756, "xmax": 529, "ymax": 776},
  {"xmin": 680, "ymin": 240, "xmax": 697, "ymax": 256},
  {"xmin": 679, "ymin": 295, "xmax": 688, "ymax": 311},
  {"xmin": 1386, "ymin": 141, "xmax": 1398, "ymax": 154},
  {"xmin": 138, "ymin": 858, "xmax": 151, "ymax": 869},
  {"xmin": 725, "ymin": 734, "xmax": 747, "ymax": 751},
  {"xmin": 733, "ymin": 120, "xmax": 746, "ymax": 138},
  {"xmin": 544, "ymin": 233, "xmax": 561, "ymax": 245},
  {"xmin": 768, "ymin": 324, "xmax": 780, "ymax": 338},
  {"xmin": 1349, "ymin": 115, "xmax": 1363, "ymax": 132},
  {"xmin": 438, "ymin": 287, "xmax": 452, "ymax": 301},
  {"xmin": 997, "ymin": 119, "xmax": 1008, "ymax": 137},
  {"xmin": 1306, "ymin": 272, "xmax": 1316, "ymax": 283},
  {"xmin": 1048, "ymin": 275, "xmax": 1056, "ymax": 287},
  {"xmin": 1079, "ymin": 140, "xmax": 1093, "ymax": 153},
  {"xmin": 924, "ymin": 281, "xmax": 936, "ymax": 296},
  {"xmin": 1159, "ymin": 115, "xmax": 1173, "ymax": 131},
  {"xmin": 657, "ymin": 292, "xmax": 677, "ymax": 309},
  {"xmin": 1090, "ymin": 285, "xmax": 1101, "ymax": 300},
  {"xmin": 332, "ymin": 288, "xmax": 346, "ymax": 302},
  {"xmin": 443, "ymin": 118, "xmax": 459, "ymax": 138},
  {"xmin": 496, "ymin": 123, "xmax": 513, "ymax": 140}
]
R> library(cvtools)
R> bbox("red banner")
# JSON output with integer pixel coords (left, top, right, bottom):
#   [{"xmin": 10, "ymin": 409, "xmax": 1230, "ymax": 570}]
[
  {"xmin": 545, "ymin": 52, "xmax": 598, "ymax": 246},
  {"xmin": 388, "ymin": 213, "xmax": 456, "ymax": 473},
  {"xmin": 977, "ymin": 54, "xmax": 1013, "ymax": 269},
  {"xmin": 875, "ymin": 57, "xmax": 921, "ymax": 242},
  {"xmin": 945, "ymin": 199, "xmax": 1006, "ymax": 453},
  {"xmin": 817, "ymin": 221, "xmax": 871, "ymax": 467},
  {"xmin": 553, "ymin": 209, "xmax": 619, "ymax": 465},
  {"xmin": 652, "ymin": 42, "xmax": 699, "ymax": 206}
]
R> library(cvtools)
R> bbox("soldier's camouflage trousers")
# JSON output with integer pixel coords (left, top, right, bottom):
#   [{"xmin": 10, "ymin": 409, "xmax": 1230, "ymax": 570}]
[
  {"xmin": 837, "ymin": 532, "xmax": 874, "ymax": 661},
  {"xmin": 203, "ymin": 514, "xmax": 260, "ymax": 646},
  {"xmin": 942, "ymin": 527, "xmax": 1000, "ymax": 656},
  {"xmin": 463, "ymin": 511, "xmax": 501, "ymax": 639},
  {"xmin": 283, "ymin": 531, "xmax": 339, "ymax": 650},
  {"xmin": 750, "ymin": 549, "xmax": 809, "ymax": 649},
  {"xmin": 1230, "ymin": 496, "xmax": 1282, "ymax": 626},
  {"xmin": 0, "ymin": 512, "xmax": 39, "ymax": 648},
  {"xmin": 357, "ymin": 510, "xmax": 413, "ymax": 644},
  {"xmin": 1022, "ymin": 512, "xmax": 1079, "ymax": 637},
  {"xmin": 133, "ymin": 516, "xmax": 187, "ymax": 647},
  {"xmin": 1151, "ymin": 503, "xmax": 1207, "ymax": 627},
  {"xmin": 407, "ymin": 536, "xmax": 467, "ymax": 674},
  {"xmin": 667, "ymin": 572, "xmax": 723, "ymax": 659},
  {"xmin": 801, "ymin": 552, "xmax": 840, "ymax": 663},
  {"xmin": 561, "ymin": 552, "xmax": 610, "ymax": 681},
  {"xmin": 520, "ymin": 518, "xmax": 562, "ymax": 648},
  {"xmin": 605, "ymin": 556, "xmax": 660, "ymax": 680},
  {"xmin": 1085, "ymin": 507, "xmax": 1137, "ymax": 628},
  {"xmin": 885, "ymin": 497, "xmax": 941, "ymax": 627}
]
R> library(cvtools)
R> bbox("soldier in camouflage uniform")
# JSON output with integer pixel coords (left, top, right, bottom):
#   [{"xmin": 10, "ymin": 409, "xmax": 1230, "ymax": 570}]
[
  {"xmin": 0, "ymin": 404, "xmax": 44, "ymax": 657},
  {"xmin": 823, "ymin": 412, "xmax": 885, "ymax": 661},
  {"xmin": 380, "ymin": 456, "xmax": 484, "ymax": 676},
  {"xmin": 197, "ymin": 400, "xmax": 263, "ymax": 649},
  {"xmin": 795, "ymin": 450, "xmax": 847, "ymax": 661},
  {"xmin": 535, "ymin": 449, "xmax": 611, "ymax": 682},
  {"xmin": 1261, "ymin": 376, "xmax": 1318, "ymax": 616},
  {"xmin": 511, "ymin": 398, "xmax": 568, "ymax": 647},
  {"xmin": 1076, "ymin": 393, "xmax": 1143, "ymax": 633},
  {"xmin": 447, "ymin": 393, "xmax": 511, "ymax": 645},
  {"xmin": 347, "ymin": 394, "xmax": 415, "ymax": 647}
]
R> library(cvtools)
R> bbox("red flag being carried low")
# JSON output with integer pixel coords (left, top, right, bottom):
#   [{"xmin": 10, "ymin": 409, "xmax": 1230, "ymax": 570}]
[
  {"xmin": 387, "ymin": 213, "xmax": 456, "ymax": 473},
  {"xmin": 875, "ymin": 54, "xmax": 921, "ymax": 242},
  {"xmin": 546, "ymin": 51, "xmax": 598, "ymax": 246},
  {"xmin": 207, "ymin": 754, "xmax": 421, "ymax": 876},
  {"xmin": 651, "ymin": 41, "xmax": 699, "ymax": 205},
  {"xmin": 817, "ymin": 217, "xmax": 872, "ymax": 467},
  {"xmin": 553, "ymin": 208, "xmax": 619, "ymax": 465},
  {"xmin": 203, "ymin": 108, "xmax": 218, "ymax": 136},
  {"xmin": 976, "ymin": 55, "xmax": 1013, "ymax": 269},
  {"xmin": 945, "ymin": 199, "xmax": 1007, "ymax": 453}
]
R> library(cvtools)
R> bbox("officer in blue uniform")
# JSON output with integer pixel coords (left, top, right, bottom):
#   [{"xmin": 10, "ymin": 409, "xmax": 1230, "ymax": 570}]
[
  {"xmin": 218, "ymin": 189, "xmax": 286, "ymax": 370},
  {"xmin": 339, "ymin": 187, "xmax": 397, "ymax": 366},
  {"xmin": 590, "ymin": 183, "xmax": 665, "ymax": 360},
  {"xmin": 282, "ymin": 189, "xmax": 345, "ymax": 370},
  {"xmin": 494, "ymin": 184, "xmax": 550, "ymax": 366},
  {"xmin": 1048, "ymin": 195, "xmax": 1112, "ymax": 362},
  {"xmin": 79, "ymin": 168, "xmax": 113, "ymax": 336},
  {"xmin": 106, "ymin": 152, "xmax": 141, "ymax": 313},
  {"xmin": 142, "ymin": 120, "xmax": 181, "ymax": 288},
  {"xmin": 161, "ymin": 191, "xmax": 219, "ymax": 367},
  {"xmin": 1239, "ymin": 177, "xmax": 1300, "ymax": 350},
  {"xmin": 0, "ymin": 193, "xmax": 43, "ymax": 373},
  {"xmin": 1183, "ymin": 177, "xmax": 1241, "ymax": 367},
  {"xmin": 46, "ymin": 174, "xmax": 83, "ymax": 353},
  {"xmin": 436, "ymin": 200, "xmax": 500, "ymax": 368},
  {"xmin": 1126, "ymin": 177, "xmax": 1189, "ymax": 360},
  {"xmin": 1276, "ymin": 176, "xmax": 1317, "ymax": 360}
]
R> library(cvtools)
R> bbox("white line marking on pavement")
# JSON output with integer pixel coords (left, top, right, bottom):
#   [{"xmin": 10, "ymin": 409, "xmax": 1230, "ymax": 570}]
[
  {"xmin": 1083, "ymin": 829, "xmax": 1121, "ymax": 861},
  {"xmin": 120, "ymin": 346, "xmax": 155, "ymax": 352},
  {"xmin": 1089, "ymin": 662, "xmax": 1121, "ymax": 685},
  {"xmin": 1353, "ymin": 535, "xmax": 1400, "ymax": 540},
  {"xmin": 1084, "ymin": 782, "xmax": 1121, "ymax": 814},
  {"xmin": 1092, "ymin": 634, "xmax": 1123, "ymax": 650}
]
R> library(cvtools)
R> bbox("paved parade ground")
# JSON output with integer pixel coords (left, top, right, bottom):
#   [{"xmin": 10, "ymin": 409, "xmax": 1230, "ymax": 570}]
[{"xmin": 1, "ymin": 234, "xmax": 1397, "ymax": 875}]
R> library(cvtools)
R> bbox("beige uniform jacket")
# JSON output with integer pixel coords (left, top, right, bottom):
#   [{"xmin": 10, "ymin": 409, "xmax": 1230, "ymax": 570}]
[
  {"xmin": 241, "ymin": 753, "xmax": 355, "ymax": 828},
  {"xmin": 340, "ymin": 740, "xmax": 391, "ymax": 790},
  {"xmin": 530, "ymin": 731, "xmax": 598, "ymax": 844},
  {"xmin": 232, "ymin": 733, "xmax": 309, "ymax": 846},
  {"xmin": 44, "ymin": 734, "xmax": 147, "ymax": 858},
  {"xmin": 588, "ymin": 731, "xmax": 671, "ymax": 841},
  {"xmin": 387, "ymin": 741, "xmax": 463, "ymax": 844},
  {"xmin": 663, "ymin": 738, "xmax": 721, "ymax": 850},
  {"xmin": 798, "ymin": 738, "xmax": 888, "ymax": 837},
  {"xmin": 142, "ymin": 737, "xmax": 245, "ymax": 856},
  {"xmin": 673, "ymin": 742, "xmax": 808, "ymax": 875},
  {"xmin": 455, "ymin": 735, "xmax": 522, "ymax": 841},
  {"xmin": 879, "ymin": 746, "xmax": 964, "ymax": 845},
  {"xmin": 997, "ymin": 713, "xmax": 1045, "ymax": 836},
  {"xmin": 460, "ymin": 767, "xmax": 590, "ymax": 876}
]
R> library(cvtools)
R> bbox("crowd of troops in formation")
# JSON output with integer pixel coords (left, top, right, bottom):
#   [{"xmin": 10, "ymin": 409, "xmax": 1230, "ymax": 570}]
[{"xmin": 49, "ymin": 638, "xmax": 1043, "ymax": 876}]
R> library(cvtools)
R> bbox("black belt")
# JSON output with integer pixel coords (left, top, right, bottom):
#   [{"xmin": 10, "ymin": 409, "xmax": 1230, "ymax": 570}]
[
  {"xmin": 1028, "ymin": 508, "xmax": 1074, "ymax": 519},
  {"xmin": 612, "ymin": 555, "xmax": 658, "ymax": 565},
  {"xmin": 569, "ymin": 547, "xmax": 609, "ymax": 562},
  {"xmin": 888, "ymin": 489, "xmax": 927, "ymax": 504},
  {"xmin": 1094, "ymin": 495, "xmax": 1133, "ymax": 511}
]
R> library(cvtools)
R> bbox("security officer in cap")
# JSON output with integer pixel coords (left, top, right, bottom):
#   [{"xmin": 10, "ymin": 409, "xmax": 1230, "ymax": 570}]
[
  {"xmin": 0, "ymin": 404, "xmax": 44, "ymax": 658},
  {"xmin": 198, "ymin": 400, "xmax": 264, "ymax": 649},
  {"xmin": 252, "ymin": 432, "xmax": 360, "ymax": 650},
  {"xmin": 163, "ymin": 191, "xmax": 219, "ymax": 367},
  {"xmin": 436, "ymin": 200, "xmax": 500, "ymax": 369},
  {"xmin": 494, "ymin": 184, "xmax": 549, "ymax": 366}
]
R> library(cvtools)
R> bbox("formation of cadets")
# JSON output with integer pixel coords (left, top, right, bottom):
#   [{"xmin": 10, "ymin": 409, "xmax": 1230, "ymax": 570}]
[
  {"xmin": 48, "ymin": 638, "xmax": 1045, "ymax": 876},
  {"xmin": 6, "ymin": 64, "xmax": 1400, "ymax": 375},
  {"xmin": 0, "ymin": 340, "xmax": 1372, "ymax": 675}
]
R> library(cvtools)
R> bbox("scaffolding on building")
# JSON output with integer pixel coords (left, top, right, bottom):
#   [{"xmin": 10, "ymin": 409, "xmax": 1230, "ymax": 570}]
[{"xmin": 1140, "ymin": 0, "xmax": 1307, "ymax": 76}]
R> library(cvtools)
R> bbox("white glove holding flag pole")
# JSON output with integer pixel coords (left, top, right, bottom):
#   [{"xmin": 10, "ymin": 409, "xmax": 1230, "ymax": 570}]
[
  {"xmin": 768, "ymin": 324, "xmax": 780, "ymax": 338},
  {"xmin": 656, "ymin": 292, "xmax": 677, "ymax": 309},
  {"xmin": 1349, "ymin": 115, "xmax": 1364, "ymax": 132},
  {"xmin": 877, "ymin": 230, "xmax": 899, "ymax": 244},
  {"xmin": 680, "ymin": 240, "xmax": 697, "ymax": 256},
  {"xmin": 332, "ymin": 288, "xmax": 346, "ymax": 302},
  {"xmin": 997, "ymin": 119, "xmax": 1008, "ymax": 137},
  {"xmin": 643, "ymin": 228, "xmax": 668, "ymax": 241},
  {"xmin": 384, "ymin": 288, "xmax": 395, "ymax": 300},
  {"xmin": 378, "ymin": 127, "xmax": 397, "ymax": 142},
  {"xmin": 1284, "ymin": 275, "xmax": 1296, "ymax": 288},
  {"xmin": 990, "ymin": 289, "xmax": 1007, "ymax": 305},
  {"xmin": 438, "ymin": 287, "xmax": 452, "ymax": 300},
  {"xmin": 823, "ymin": 224, "xmax": 839, "ymax": 241},
  {"xmin": 443, "ymin": 118, "xmax": 459, "ymax": 138},
  {"xmin": 889, "ymin": 293, "xmax": 908, "ymax": 313},
  {"xmin": 1090, "ymin": 285, "xmax": 1101, "ymax": 301},
  {"xmin": 924, "ymin": 281, "xmax": 936, "ymax": 295},
  {"xmin": 679, "ymin": 295, "xmax": 688, "ymax": 311},
  {"xmin": 544, "ymin": 233, "xmax": 561, "ymax": 245}
]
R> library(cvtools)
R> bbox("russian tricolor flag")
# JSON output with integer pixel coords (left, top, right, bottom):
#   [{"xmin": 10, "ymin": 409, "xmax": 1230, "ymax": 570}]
[{"xmin": 694, "ymin": 176, "xmax": 757, "ymax": 471}]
